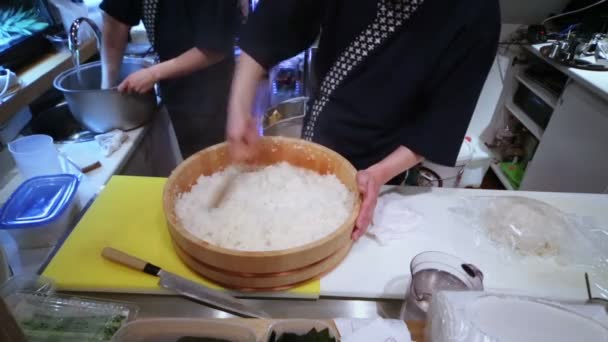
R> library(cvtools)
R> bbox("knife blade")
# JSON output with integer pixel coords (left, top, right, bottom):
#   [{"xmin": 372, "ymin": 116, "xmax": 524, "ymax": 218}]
[
  {"xmin": 157, "ymin": 270, "xmax": 269, "ymax": 318},
  {"xmin": 101, "ymin": 247, "xmax": 270, "ymax": 318}
]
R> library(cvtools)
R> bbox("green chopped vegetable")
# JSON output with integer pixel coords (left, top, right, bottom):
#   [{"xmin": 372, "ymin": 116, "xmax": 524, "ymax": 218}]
[
  {"xmin": 19, "ymin": 313, "xmax": 128, "ymax": 341},
  {"xmin": 269, "ymin": 328, "xmax": 336, "ymax": 342}
]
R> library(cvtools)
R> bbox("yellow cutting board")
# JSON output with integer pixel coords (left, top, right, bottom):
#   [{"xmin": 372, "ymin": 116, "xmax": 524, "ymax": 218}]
[{"xmin": 43, "ymin": 176, "xmax": 320, "ymax": 298}]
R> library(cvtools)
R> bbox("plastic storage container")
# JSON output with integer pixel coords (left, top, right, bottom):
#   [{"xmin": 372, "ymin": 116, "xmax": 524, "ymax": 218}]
[
  {"xmin": 420, "ymin": 139, "xmax": 473, "ymax": 188},
  {"xmin": 265, "ymin": 320, "xmax": 339, "ymax": 341},
  {"xmin": 4, "ymin": 293, "xmax": 137, "ymax": 342},
  {"xmin": 427, "ymin": 291, "xmax": 608, "ymax": 342},
  {"xmin": 0, "ymin": 275, "xmax": 55, "ymax": 299},
  {"xmin": 0, "ymin": 174, "xmax": 79, "ymax": 248},
  {"xmin": 8, "ymin": 134, "xmax": 62, "ymax": 179},
  {"xmin": 111, "ymin": 318, "xmax": 258, "ymax": 342}
]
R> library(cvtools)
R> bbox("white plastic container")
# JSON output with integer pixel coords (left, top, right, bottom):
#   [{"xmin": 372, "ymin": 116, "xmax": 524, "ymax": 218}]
[
  {"xmin": 8, "ymin": 134, "xmax": 62, "ymax": 179},
  {"xmin": 420, "ymin": 137, "xmax": 492, "ymax": 188},
  {"xmin": 460, "ymin": 138, "xmax": 493, "ymax": 188},
  {"xmin": 265, "ymin": 319, "xmax": 339, "ymax": 341},
  {"xmin": 427, "ymin": 291, "xmax": 608, "ymax": 342},
  {"xmin": 421, "ymin": 139, "xmax": 474, "ymax": 188},
  {"xmin": 111, "ymin": 318, "xmax": 258, "ymax": 342},
  {"xmin": 0, "ymin": 174, "xmax": 79, "ymax": 248}
]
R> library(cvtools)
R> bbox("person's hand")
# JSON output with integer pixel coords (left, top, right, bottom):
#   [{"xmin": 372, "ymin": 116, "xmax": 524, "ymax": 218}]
[
  {"xmin": 226, "ymin": 108, "xmax": 260, "ymax": 163},
  {"xmin": 352, "ymin": 169, "xmax": 381, "ymax": 240},
  {"xmin": 117, "ymin": 67, "xmax": 158, "ymax": 94}
]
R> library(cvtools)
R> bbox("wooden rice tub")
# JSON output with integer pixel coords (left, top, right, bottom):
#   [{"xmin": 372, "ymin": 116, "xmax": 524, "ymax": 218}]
[{"xmin": 163, "ymin": 137, "xmax": 360, "ymax": 291}]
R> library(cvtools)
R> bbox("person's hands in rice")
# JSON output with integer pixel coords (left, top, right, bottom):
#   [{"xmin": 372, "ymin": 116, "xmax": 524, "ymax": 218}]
[
  {"xmin": 226, "ymin": 52, "xmax": 264, "ymax": 163},
  {"xmin": 226, "ymin": 109, "xmax": 260, "ymax": 163}
]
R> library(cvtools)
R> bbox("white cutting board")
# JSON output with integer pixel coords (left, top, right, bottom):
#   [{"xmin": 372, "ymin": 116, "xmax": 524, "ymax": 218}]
[{"xmin": 321, "ymin": 186, "xmax": 608, "ymax": 301}]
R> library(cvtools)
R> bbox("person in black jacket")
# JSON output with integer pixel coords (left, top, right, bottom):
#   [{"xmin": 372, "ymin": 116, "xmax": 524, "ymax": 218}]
[
  {"xmin": 227, "ymin": 0, "xmax": 500, "ymax": 239},
  {"xmin": 100, "ymin": 0, "xmax": 238, "ymax": 158}
]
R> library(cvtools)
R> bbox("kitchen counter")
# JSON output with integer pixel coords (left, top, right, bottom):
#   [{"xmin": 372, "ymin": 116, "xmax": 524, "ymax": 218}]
[
  {"xmin": 41, "ymin": 181, "xmax": 608, "ymax": 302},
  {"xmin": 44, "ymin": 184, "xmax": 607, "ymax": 341},
  {"xmin": 58, "ymin": 126, "xmax": 148, "ymax": 209},
  {"xmin": 1, "ymin": 126, "xmax": 147, "ymax": 275},
  {"xmin": 322, "ymin": 186, "xmax": 608, "ymax": 301},
  {"xmin": 63, "ymin": 291, "xmax": 426, "ymax": 341},
  {"xmin": 527, "ymin": 44, "xmax": 608, "ymax": 103},
  {"xmin": 5, "ymin": 170, "xmax": 608, "ymax": 340},
  {"xmin": 0, "ymin": 127, "xmax": 147, "ymax": 209}
]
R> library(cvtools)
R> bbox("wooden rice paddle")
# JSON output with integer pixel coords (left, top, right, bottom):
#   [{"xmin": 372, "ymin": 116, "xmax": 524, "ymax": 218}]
[{"xmin": 210, "ymin": 164, "xmax": 253, "ymax": 208}]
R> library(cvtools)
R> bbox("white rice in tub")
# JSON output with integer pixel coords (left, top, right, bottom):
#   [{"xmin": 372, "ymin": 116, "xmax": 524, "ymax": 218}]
[{"xmin": 175, "ymin": 162, "xmax": 356, "ymax": 252}]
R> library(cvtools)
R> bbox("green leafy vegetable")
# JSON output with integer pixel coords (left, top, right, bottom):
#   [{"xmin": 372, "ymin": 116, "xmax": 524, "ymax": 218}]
[{"xmin": 269, "ymin": 328, "xmax": 336, "ymax": 342}]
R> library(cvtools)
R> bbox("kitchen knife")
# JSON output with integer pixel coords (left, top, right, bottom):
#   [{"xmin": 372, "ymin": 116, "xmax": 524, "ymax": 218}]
[{"xmin": 101, "ymin": 247, "xmax": 270, "ymax": 318}]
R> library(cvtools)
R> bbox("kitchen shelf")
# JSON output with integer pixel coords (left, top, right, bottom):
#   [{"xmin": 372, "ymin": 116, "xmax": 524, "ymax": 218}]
[
  {"xmin": 489, "ymin": 162, "xmax": 515, "ymax": 191},
  {"xmin": 0, "ymin": 40, "xmax": 97, "ymax": 125},
  {"xmin": 505, "ymin": 100, "xmax": 544, "ymax": 140},
  {"xmin": 515, "ymin": 72, "xmax": 559, "ymax": 109}
]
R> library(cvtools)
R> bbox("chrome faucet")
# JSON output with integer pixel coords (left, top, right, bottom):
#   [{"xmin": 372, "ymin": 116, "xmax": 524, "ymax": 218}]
[{"xmin": 68, "ymin": 17, "xmax": 102, "ymax": 53}]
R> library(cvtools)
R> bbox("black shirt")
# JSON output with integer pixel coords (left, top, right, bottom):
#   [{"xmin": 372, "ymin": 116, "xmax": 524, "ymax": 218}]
[
  {"xmin": 100, "ymin": 0, "xmax": 238, "ymax": 112},
  {"xmin": 240, "ymin": 0, "xmax": 500, "ymax": 169}
]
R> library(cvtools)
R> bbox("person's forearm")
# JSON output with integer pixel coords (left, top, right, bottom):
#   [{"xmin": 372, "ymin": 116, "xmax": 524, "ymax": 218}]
[
  {"xmin": 101, "ymin": 13, "xmax": 129, "ymax": 88},
  {"xmin": 228, "ymin": 52, "xmax": 266, "ymax": 117},
  {"xmin": 148, "ymin": 47, "xmax": 226, "ymax": 82},
  {"xmin": 367, "ymin": 146, "xmax": 423, "ymax": 185}
]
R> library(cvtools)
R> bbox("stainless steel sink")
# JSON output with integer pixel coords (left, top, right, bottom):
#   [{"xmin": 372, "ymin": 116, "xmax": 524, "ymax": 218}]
[{"xmin": 54, "ymin": 59, "xmax": 157, "ymax": 133}]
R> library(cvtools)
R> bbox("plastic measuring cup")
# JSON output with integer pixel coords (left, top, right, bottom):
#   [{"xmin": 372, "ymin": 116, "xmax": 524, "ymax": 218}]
[
  {"xmin": 400, "ymin": 251, "xmax": 484, "ymax": 321},
  {"xmin": 8, "ymin": 135, "xmax": 62, "ymax": 179}
]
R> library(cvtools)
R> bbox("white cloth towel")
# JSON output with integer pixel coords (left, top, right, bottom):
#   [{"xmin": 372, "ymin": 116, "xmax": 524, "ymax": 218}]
[
  {"xmin": 334, "ymin": 318, "xmax": 412, "ymax": 342},
  {"xmin": 366, "ymin": 192, "xmax": 424, "ymax": 245},
  {"xmin": 94, "ymin": 129, "xmax": 128, "ymax": 157}
]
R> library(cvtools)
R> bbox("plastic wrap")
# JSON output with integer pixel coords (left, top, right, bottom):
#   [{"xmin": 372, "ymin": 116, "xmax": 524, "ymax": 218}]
[
  {"xmin": 4, "ymin": 293, "xmax": 137, "ymax": 342},
  {"xmin": 426, "ymin": 291, "xmax": 608, "ymax": 342},
  {"xmin": 0, "ymin": 275, "xmax": 55, "ymax": 299},
  {"xmin": 450, "ymin": 196, "xmax": 608, "ymax": 298},
  {"xmin": 366, "ymin": 192, "xmax": 424, "ymax": 244}
]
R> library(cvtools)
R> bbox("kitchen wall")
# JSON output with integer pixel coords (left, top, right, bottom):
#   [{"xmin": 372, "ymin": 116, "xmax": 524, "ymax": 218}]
[{"xmin": 499, "ymin": 0, "xmax": 570, "ymax": 24}]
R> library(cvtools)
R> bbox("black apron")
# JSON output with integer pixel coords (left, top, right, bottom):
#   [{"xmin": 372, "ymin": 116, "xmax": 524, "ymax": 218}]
[{"xmin": 141, "ymin": 0, "xmax": 231, "ymax": 158}]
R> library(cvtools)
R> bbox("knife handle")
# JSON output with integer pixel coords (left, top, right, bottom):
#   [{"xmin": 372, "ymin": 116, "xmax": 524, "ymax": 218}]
[{"xmin": 102, "ymin": 247, "xmax": 161, "ymax": 276}]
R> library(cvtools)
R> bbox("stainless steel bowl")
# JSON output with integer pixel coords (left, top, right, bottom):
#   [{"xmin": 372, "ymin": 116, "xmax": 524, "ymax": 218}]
[
  {"xmin": 262, "ymin": 97, "xmax": 307, "ymax": 138},
  {"xmin": 54, "ymin": 59, "xmax": 157, "ymax": 133}
]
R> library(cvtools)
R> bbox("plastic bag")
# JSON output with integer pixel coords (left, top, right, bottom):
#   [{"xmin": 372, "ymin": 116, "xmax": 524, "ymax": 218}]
[
  {"xmin": 450, "ymin": 196, "xmax": 608, "ymax": 298},
  {"xmin": 478, "ymin": 197, "xmax": 570, "ymax": 257},
  {"xmin": 426, "ymin": 291, "xmax": 608, "ymax": 342},
  {"xmin": 366, "ymin": 192, "xmax": 424, "ymax": 245}
]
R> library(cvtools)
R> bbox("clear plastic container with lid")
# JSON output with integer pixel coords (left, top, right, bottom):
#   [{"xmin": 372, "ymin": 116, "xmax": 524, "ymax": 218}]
[
  {"xmin": 0, "ymin": 174, "xmax": 79, "ymax": 248},
  {"xmin": 5, "ymin": 293, "xmax": 138, "ymax": 342}
]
